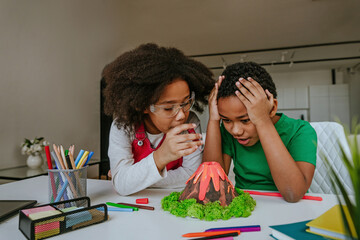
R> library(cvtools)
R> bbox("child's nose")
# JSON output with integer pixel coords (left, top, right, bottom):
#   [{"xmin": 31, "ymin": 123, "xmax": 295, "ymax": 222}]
[
  {"xmin": 174, "ymin": 107, "xmax": 186, "ymax": 120},
  {"xmin": 232, "ymin": 123, "xmax": 244, "ymax": 135}
]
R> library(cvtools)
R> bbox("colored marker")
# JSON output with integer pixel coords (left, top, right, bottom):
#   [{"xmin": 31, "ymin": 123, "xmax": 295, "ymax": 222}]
[
  {"xmin": 106, "ymin": 202, "xmax": 138, "ymax": 211},
  {"xmin": 117, "ymin": 202, "xmax": 154, "ymax": 211},
  {"xmin": 205, "ymin": 225, "xmax": 261, "ymax": 232},
  {"xmin": 77, "ymin": 151, "xmax": 89, "ymax": 169},
  {"xmin": 106, "ymin": 207, "xmax": 134, "ymax": 212},
  {"xmin": 182, "ymin": 230, "xmax": 240, "ymax": 238},
  {"xmin": 74, "ymin": 149, "xmax": 85, "ymax": 166},
  {"xmin": 44, "ymin": 145, "xmax": 53, "ymax": 169},
  {"xmin": 243, "ymin": 190, "xmax": 323, "ymax": 201},
  {"xmin": 83, "ymin": 151, "xmax": 94, "ymax": 166}
]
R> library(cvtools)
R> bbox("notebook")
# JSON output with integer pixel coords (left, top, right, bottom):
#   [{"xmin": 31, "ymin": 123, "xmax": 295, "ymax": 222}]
[
  {"xmin": 269, "ymin": 220, "xmax": 330, "ymax": 240},
  {"xmin": 0, "ymin": 200, "xmax": 37, "ymax": 222},
  {"xmin": 306, "ymin": 204, "xmax": 357, "ymax": 239}
]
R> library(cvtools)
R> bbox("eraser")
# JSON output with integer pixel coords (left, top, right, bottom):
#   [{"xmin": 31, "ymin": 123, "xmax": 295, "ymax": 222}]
[{"xmin": 136, "ymin": 198, "xmax": 149, "ymax": 204}]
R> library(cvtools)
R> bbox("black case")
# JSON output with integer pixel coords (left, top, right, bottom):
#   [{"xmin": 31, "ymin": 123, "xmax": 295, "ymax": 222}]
[{"xmin": 19, "ymin": 197, "xmax": 108, "ymax": 240}]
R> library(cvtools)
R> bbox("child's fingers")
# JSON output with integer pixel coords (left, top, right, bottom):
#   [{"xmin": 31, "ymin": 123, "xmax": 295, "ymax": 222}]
[
  {"xmin": 265, "ymin": 89, "xmax": 273, "ymax": 101},
  {"xmin": 238, "ymin": 78, "xmax": 258, "ymax": 98},
  {"xmin": 235, "ymin": 80, "xmax": 252, "ymax": 103},
  {"xmin": 176, "ymin": 133, "xmax": 203, "ymax": 143},
  {"xmin": 170, "ymin": 123, "xmax": 197, "ymax": 136},
  {"xmin": 245, "ymin": 77, "xmax": 267, "ymax": 97},
  {"xmin": 210, "ymin": 76, "xmax": 223, "ymax": 100},
  {"xmin": 180, "ymin": 138, "xmax": 203, "ymax": 148},
  {"xmin": 178, "ymin": 145, "xmax": 199, "ymax": 157},
  {"xmin": 235, "ymin": 89, "xmax": 250, "ymax": 105},
  {"xmin": 218, "ymin": 75, "xmax": 224, "ymax": 87},
  {"xmin": 265, "ymin": 89, "xmax": 274, "ymax": 111}
]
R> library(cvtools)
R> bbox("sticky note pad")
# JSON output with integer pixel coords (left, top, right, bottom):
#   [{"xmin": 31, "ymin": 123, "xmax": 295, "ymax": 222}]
[
  {"xmin": 72, "ymin": 209, "xmax": 105, "ymax": 230},
  {"xmin": 61, "ymin": 206, "xmax": 78, "ymax": 213},
  {"xmin": 34, "ymin": 221, "xmax": 60, "ymax": 234},
  {"xmin": 29, "ymin": 210, "xmax": 62, "ymax": 220},
  {"xmin": 35, "ymin": 228, "xmax": 60, "ymax": 240},
  {"xmin": 22, "ymin": 206, "xmax": 56, "ymax": 216},
  {"xmin": 65, "ymin": 210, "xmax": 92, "ymax": 228}
]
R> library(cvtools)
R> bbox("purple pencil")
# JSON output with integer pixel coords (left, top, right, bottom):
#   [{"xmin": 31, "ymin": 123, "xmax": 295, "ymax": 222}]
[{"xmin": 205, "ymin": 225, "xmax": 261, "ymax": 233}]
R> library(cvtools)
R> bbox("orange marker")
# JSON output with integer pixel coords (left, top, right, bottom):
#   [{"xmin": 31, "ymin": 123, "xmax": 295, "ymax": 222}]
[{"xmin": 182, "ymin": 230, "xmax": 240, "ymax": 238}]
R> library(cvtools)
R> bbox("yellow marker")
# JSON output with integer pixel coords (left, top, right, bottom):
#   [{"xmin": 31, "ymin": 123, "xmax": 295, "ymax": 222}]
[{"xmin": 76, "ymin": 151, "xmax": 89, "ymax": 169}]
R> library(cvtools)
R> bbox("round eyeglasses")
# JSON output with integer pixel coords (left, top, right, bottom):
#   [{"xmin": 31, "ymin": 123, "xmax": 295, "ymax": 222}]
[{"xmin": 149, "ymin": 92, "xmax": 195, "ymax": 118}]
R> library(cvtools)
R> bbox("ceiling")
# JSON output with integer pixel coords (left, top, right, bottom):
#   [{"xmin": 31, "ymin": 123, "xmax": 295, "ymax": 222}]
[{"xmin": 115, "ymin": 0, "xmax": 360, "ymax": 74}]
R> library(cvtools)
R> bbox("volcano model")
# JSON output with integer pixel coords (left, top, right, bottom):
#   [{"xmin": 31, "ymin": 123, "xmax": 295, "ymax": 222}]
[{"xmin": 179, "ymin": 162, "xmax": 238, "ymax": 206}]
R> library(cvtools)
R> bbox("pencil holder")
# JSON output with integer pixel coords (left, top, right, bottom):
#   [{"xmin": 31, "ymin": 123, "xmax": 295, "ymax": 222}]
[
  {"xmin": 48, "ymin": 167, "xmax": 87, "ymax": 206},
  {"xmin": 19, "ymin": 197, "xmax": 108, "ymax": 240}
]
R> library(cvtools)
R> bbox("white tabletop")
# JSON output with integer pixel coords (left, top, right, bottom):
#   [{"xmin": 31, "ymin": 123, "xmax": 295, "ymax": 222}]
[{"xmin": 0, "ymin": 176, "xmax": 339, "ymax": 240}]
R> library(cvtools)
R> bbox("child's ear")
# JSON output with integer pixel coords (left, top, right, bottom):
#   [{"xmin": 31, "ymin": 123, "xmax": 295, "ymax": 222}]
[
  {"xmin": 269, "ymin": 99, "xmax": 278, "ymax": 118},
  {"xmin": 143, "ymin": 108, "xmax": 150, "ymax": 114}
]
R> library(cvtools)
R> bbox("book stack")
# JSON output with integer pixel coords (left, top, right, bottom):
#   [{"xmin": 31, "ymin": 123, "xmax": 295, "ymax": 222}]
[
  {"xmin": 306, "ymin": 205, "xmax": 357, "ymax": 240},
  {"xmin": 269, "ymin": 220, "xmax": 329, "ymax": 240},
  {"xmin": 269, "ymin": 205, "xmax": 357, "ymax": 240}
]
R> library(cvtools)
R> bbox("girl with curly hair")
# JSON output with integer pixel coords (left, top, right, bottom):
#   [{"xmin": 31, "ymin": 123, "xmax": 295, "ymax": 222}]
[{"xmin": 102, "ymin": 43, "xmax": 214, "ymax": 195}]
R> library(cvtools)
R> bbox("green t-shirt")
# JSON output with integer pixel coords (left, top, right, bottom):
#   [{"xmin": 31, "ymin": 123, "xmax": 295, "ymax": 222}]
[{"xmin": 221, "ymin": 113, "xmax": 317, "ymax": 191}]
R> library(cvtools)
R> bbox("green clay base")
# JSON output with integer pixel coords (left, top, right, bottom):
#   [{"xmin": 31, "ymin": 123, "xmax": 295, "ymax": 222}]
[{"xmin": 161, "ymin": 188, "xmax": 256, "ymax": 221}]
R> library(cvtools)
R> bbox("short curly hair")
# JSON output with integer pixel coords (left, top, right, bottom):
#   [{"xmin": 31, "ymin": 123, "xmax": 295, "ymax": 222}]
[
  {"xmin": 102, "ymin": 43, "xmax": 214, "ymax": 132},
  {"xmin": 218, "ymin": 62, "xmax": 277, "ymax": 99}
]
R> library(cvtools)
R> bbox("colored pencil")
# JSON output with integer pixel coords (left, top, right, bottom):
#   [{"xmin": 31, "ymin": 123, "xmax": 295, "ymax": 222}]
[
  {"xmin": 71, "ymin": 145, "xmax": 75, "ymax": 156},
  {"xmin": 53, "ymin": 144, "xmax": 65, "ymax": 169},
  {"xmin": 243, "ymin": 190, "xmax": 323, "ymax": 201},
  {"xmin": 68, "ymin": 151, "xmax": 76, "ymax": 169},
  {"xmin": 60, "ymin": 145, "xmax": 68, "ymax": 169},
  {"xmin": 117, "ymin": 202, "xmax": 155, "ymax": 211},
  {"xmin": 182, "ymin": 230, "xmax": 240, "ymax": 238},
  {"xmin": 205, "ymin": 225, "xmax": 261, "ymax": 232}
]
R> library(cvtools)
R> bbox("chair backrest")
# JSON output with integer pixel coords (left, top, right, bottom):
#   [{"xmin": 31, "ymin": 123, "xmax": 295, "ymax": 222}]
[{"xmin": 309, "ymin": 122, "xmax": 353, "ymax": 194}]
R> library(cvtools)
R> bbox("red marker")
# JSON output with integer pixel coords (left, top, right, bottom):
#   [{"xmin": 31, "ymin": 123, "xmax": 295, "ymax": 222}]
[{"xmin": 44, "ymin": 145, "xmax": 53, "ymax": 169}]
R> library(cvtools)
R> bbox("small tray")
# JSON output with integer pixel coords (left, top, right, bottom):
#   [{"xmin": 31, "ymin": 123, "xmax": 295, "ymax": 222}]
[{"xmin": 19, "ymin": 197, "xmax": 108, "ymax": 240}]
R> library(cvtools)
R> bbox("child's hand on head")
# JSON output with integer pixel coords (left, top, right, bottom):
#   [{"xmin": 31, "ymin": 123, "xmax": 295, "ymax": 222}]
[
  {"xmin": 154, "ymin": 123, "xmax": 203, "ymax": 169},
  {"xmin": 235, "ymin": 77, "xmax": 274, "ymax": 125},
  {"xmin": 208, "ymin": 76, "xmax": 224, "ymax": 121}
]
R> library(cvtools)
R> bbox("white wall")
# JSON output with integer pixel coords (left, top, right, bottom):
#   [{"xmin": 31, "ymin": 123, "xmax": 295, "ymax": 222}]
[
  {"xmin": 270, "ymin": 69, "xmax": 332, "ymax": 88},
  {"xmin": 345, "ymin": 70, "xmax": 360, "ymax": 122},
  {"xmin": 0, "ymin": 1, "xmax": 126, "ymax": 169}
]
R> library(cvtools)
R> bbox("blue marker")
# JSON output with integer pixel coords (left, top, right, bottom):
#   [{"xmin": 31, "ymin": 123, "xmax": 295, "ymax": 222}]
[
  {"xmin": 74, "ymin": 149, "xmax": 85, "ymax": 166},
  {"xmin": 105, "ymin": 207, "xmax": 134, "ymax": 212}
]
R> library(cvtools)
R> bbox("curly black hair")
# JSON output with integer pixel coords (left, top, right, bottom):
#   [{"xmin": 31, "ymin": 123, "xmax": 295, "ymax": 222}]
[
  {"xmin": 217, "ymin": 62, "xmax": 277, "ymax": 99},
  {"xmin": 102, "ymin": 43, "xmax": 214, "ymax": 132}
]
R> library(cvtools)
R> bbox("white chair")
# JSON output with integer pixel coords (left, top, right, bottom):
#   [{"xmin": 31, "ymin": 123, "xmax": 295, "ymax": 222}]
[
  {"xmin": 309, "ymin": 122, "xmax": 353, "ymax": 194},
  {"xmin": 204, "ymin": 122, "xmax": 354, "ymax": 194}
]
